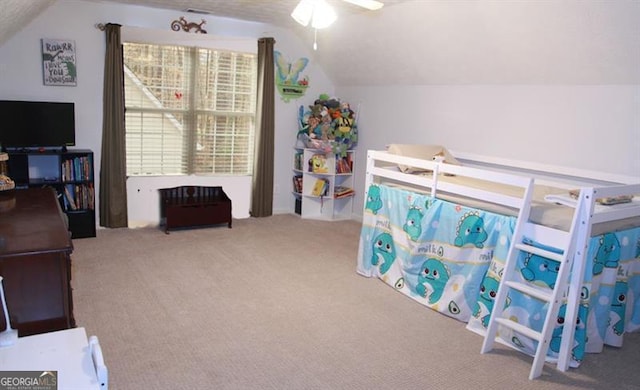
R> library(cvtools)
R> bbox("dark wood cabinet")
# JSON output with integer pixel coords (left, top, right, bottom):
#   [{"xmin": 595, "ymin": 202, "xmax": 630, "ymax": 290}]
[
  {"xmin": 0, "ymin": 188, "xmax": 75, "ymax": 336},
  {"xmin": 6, "ymin": 149, "xmax": 95, "ymax": 238}
]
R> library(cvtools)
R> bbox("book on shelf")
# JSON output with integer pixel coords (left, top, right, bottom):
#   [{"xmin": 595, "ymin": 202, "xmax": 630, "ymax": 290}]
[
  {"xmin": 292, "ymin": 175, "xmax": 303, "ymax": 193},
  {"xmin": 88, "ymin": 183, "xmax": 95, "ymax": 210},
  {"xmin": 61, "ymin": 156, "xmax": 92, "ymax": 182},
  {"xmin": 294, "ymin": 151, "xmax": 304, "ymax": 171},
  {"xmin": 311, "ymin": 178, "xmax": 329, "ymax": 197},
  {"xmin": 63, "ymin": 186, "xmax": 77, "ymax": 210},
  {"xmin": 334, "ymin": 186, "xmax": 355, "ymax": 199},
  {"xmin": 336, "ymin": 156, "xmax": 352, "ymax": 174}
]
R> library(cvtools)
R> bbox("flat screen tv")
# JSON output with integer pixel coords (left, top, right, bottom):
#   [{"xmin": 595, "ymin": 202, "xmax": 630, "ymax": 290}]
[{"xmin": 0, "ymin": 100, "xmax": 75, "ymax": 150}]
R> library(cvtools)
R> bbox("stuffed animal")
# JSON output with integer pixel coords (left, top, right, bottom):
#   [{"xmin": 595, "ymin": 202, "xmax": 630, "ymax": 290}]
[
  {"xmin": 307, "ymin": 117, "xmax": 321, "ymax": 138},
  {"xmin": 335, "ymin": 116, "xmax": 354, "ymax": 134},
  {"xmin": 309, "ymin": 103, "xmax": 323, "ymax": 118},
  {"xmin": 298, "ymin": 94, "xmax": 358, "ymax": 156},
  {"xmin": 309, "ymin": 154, "xmax": 328, "ymax": 173}
]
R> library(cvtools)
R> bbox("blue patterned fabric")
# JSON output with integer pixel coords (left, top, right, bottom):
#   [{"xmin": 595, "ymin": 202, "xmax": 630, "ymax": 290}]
[
  {"xmin": 357, "ymin": 184, "xmax": 640, "ymax": 367},
  {"xmin": 358, "ymin": 184, "xmax": 516, "ymax": 322}
]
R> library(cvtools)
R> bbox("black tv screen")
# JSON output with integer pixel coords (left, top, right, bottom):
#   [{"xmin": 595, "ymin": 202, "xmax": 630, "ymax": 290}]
[{"xmin": 0, "ymin": 100, "xmax": 75, "ymax": 149}]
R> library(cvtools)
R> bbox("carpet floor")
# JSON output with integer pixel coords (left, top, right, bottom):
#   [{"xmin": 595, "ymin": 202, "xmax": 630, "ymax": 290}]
[{"xmin": 71, "ymin": 215, "xmax": 640, "ymax": 389}]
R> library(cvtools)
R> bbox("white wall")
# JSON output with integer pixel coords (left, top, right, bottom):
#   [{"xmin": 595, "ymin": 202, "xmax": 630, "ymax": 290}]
[
  {"xmin": 339, "ymin": 85, "xmax": 640, "ymax": 217},
  {"xmin": 1, "ymin": 1, "xmax": 637, "ymax": 227},
  {"xmin": 319, "ymin": 1, "xmax": 640, "ymax": 86},
  {"xmin": 0, "ymin": 0, "xmax": 334, "ymax": 227}
]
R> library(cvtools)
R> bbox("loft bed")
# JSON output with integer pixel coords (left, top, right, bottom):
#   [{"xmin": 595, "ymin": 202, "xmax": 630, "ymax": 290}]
[{"xmin": 356, "ymin": 144, "xmax": 640, "ymax": 379}]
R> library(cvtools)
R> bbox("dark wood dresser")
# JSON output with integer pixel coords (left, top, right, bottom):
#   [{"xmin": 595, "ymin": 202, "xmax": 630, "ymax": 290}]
[{"xmin": 0, "ymin": 188, "xmax": 75, "ymax": 336}]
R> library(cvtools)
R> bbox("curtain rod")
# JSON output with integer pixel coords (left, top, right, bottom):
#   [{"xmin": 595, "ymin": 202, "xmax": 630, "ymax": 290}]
[{"xmin": 96, "ymin": 23, "xmax": 122, "ymax": 31}]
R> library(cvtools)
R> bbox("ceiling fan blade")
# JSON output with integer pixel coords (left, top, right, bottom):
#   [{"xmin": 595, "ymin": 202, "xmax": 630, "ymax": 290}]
[{"xmin": 341, "ymin": 0, "xmax": 384, "ymax": 11}]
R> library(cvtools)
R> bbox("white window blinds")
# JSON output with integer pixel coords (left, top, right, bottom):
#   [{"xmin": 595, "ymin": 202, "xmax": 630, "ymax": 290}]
[{"xmin": 123, "ymin": 42, "xmax": 257, "ymax": 176}]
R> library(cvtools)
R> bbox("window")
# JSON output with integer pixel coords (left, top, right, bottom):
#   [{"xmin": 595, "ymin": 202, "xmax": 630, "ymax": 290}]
[{"xmin": 123, "ymin": 42, "xmax": 257, "ymax": 176}]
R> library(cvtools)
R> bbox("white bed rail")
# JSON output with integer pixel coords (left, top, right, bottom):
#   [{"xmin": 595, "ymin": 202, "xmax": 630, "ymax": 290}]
[
  {"xmin": 452, "ymin": 150, "xmax": 640, "ymax": 187},
  {"xmin": 590, "ymin": 184, "xmax": 640, "ymax": 224},
  {"xmin": 366, "ymin": 150, "xmax": 534, "ymax": 210}
]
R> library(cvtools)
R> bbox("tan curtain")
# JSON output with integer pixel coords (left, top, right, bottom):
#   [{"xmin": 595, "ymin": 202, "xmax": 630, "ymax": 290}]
[
  {"xmin": 250, "ymin": 37, "xmax": 276, "ymax": 217},
  {"xmin": 99, "ymin": 23, "xmax": 128, "ymax": 227}
]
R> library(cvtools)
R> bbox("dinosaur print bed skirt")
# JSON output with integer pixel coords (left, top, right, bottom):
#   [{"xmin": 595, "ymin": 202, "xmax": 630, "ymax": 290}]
[{"xmin": 357, "ymin": 184, "xmax": 640, "ymax": 367}]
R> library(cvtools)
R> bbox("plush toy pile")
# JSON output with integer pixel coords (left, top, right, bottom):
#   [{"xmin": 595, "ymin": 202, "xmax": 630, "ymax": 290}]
[{"xmin": 297, "ymin": 94, "xmax": 357, "ymax": 156}]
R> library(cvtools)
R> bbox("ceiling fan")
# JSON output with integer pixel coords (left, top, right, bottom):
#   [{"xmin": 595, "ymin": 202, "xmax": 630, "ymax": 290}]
[
  {"xmin": 291, "ymin": 0, "xmax": 384, "ymax": 50},
  {"xmin": 291, "ymin": 0, "xmax": 384, "ymax": 29},
  {"xmin": 341, "ymin": 0, "xmax": 385, "ymax": 10}
]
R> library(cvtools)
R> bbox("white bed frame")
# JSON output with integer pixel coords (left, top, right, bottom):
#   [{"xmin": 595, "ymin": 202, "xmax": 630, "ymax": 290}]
[
  {"xmin": 366, "ymin": 150, "xmax": 535, "ymax": 210},
  {"xmin": 363, "ymin": 149, "xmax": 640, "ymax": 378},
  {"xmin": 365, "ymin": 148, "xmax": 640, "ymax": 244}
]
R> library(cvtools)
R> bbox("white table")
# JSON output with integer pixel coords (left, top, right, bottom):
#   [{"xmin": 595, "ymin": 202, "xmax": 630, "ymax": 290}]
[{"xmin": 0, "ymin": 327, "xmax": 102, "ymax": 389}]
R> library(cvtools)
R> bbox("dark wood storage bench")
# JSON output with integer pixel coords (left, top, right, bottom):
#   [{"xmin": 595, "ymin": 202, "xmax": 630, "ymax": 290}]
[{"xmin": 159, "ymin": 186, "xmax": 232, "ymax": 234}]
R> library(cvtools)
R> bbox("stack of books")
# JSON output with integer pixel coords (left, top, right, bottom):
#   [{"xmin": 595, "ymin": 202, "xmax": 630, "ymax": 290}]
[
  {"xmin": 334, "ymin": 186, "xmax": 355, "ymax": 199},
  {"xmin": 336, "ymin": 156, "xmax": 352, "ymax": 173}
]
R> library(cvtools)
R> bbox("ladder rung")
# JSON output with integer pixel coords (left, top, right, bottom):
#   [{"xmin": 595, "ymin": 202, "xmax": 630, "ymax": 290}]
[
  {"xmin": 515, "ymin": 243, "xmax": 564, "ymax": 262},
  {"xmin": 495, "ymin": 318, "xmax": 543, "ymax": 342},
  {"xmin": 504, "ymin": 281, "xmax": 553, "ymax": 303}
]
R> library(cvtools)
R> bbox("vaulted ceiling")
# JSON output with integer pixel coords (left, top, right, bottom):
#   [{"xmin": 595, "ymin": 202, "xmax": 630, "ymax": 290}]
[
  {"xmin": 2, "ymin": 0, "xmax": 639, "ymax": 85},
  {"xmin": 0, "ymin": 0, "xmax": 56, "ymax": 47}
]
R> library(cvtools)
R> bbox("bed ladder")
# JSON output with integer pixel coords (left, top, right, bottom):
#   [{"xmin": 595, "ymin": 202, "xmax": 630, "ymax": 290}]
[{"xmin": 480, "ymin": 188, "xmax": 595, "ymax": 380}]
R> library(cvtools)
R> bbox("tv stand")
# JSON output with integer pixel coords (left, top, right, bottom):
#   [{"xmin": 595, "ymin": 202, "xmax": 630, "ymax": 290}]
[
  {"xmin": 6, "ymin": 147, "xmax": 63, "ymax": 153},
  {"xmin": 7, "ymin": 147, "xmax": 31, "ymax": 153}
]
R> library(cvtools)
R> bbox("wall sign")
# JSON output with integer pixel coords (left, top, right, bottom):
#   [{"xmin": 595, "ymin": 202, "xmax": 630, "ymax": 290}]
[{"xmin": 42, "ymin": 39, "xmax": 77, "ymax": 86}]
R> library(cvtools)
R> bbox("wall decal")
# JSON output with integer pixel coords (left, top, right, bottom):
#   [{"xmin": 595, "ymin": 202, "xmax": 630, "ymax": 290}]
[
  {"xmin": 274, "ymin": 51, "xmax": 309, "ymax": 103},
  {"xmin": 171, "ymin": 17, "xmax": 207, "ymax": 34},
  {"xmin": 42, "ymin": 39, "xmax": 77, "ymax": 86}
]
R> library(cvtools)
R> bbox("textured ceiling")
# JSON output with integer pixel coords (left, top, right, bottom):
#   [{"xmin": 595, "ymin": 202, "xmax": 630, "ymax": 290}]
[
  {"xmin": 83, "ymin": 0, "xmax": 407, "ymax": 27},
  {"xmin": 0, "ymin": 0, "xmax": 56, "ymax": 47},
  {"xmin": 0, "ymin": 0, "xmax": 408, "ymax": 47},
  {"xmin": 1, "ymin": 0, "xmax": 638, "ymax": 85}
]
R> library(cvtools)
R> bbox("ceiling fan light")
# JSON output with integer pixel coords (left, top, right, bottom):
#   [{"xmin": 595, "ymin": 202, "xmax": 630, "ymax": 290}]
[
  {"xmin": 291, "ymin": 0, "xmax": 314, "ymax": 27},
  {"xmin": 311, "ymin": 0, "xmax": 337, "ymax": 29},
  {"xmin": 342, "ymin": 0, "xmax": 384, "ymax": 11}
]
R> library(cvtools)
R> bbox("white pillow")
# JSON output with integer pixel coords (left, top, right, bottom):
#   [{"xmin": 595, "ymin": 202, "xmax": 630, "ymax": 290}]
[{"xmin": 387, "ymin": 144, "xmax": 462, "ymax": 173}]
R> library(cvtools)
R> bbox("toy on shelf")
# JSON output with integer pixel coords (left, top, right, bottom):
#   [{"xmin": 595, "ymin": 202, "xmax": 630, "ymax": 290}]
[
  {"xmin": 309, "ymin": 154, "xmax": 329, "ymax": 173},
  {"xmin": 296, "ymin": 94, "xmax": 358, "ymax": 156}
]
